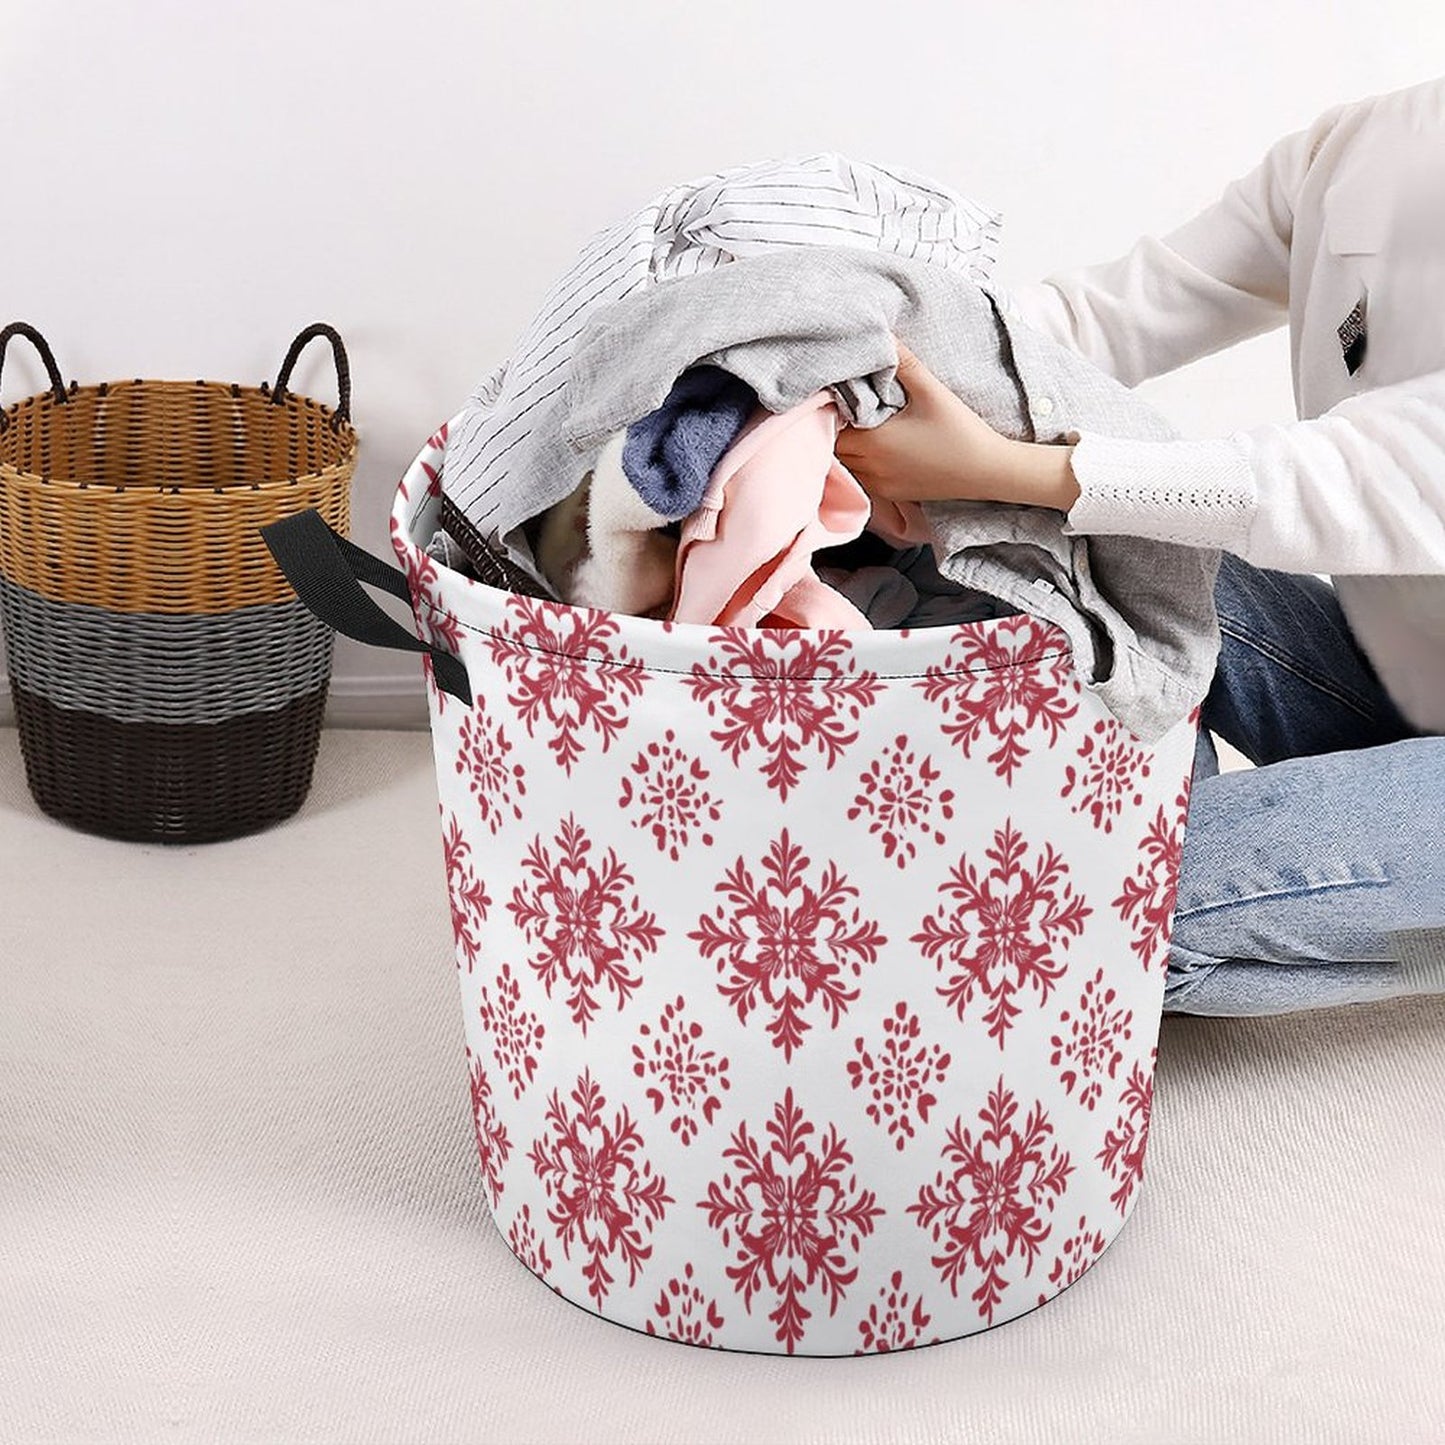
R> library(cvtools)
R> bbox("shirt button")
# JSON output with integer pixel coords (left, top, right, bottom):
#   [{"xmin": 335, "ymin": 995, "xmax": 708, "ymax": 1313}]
[{"xmin": 1034, "ymin": 396, "xmax": 1055, "ymax": 418}]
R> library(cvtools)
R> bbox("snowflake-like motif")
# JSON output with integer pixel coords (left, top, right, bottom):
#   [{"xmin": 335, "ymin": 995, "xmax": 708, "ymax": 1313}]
[
  {"xmin": 645, "ymin": 1261, "xmax": 727, "ymax": 1347},
  {"xmin": 689, "ymin": 829, "xmax": 887, "ymax": 1060},
  {"xmin": 631, "ymin": 996, "xmax": 731, "ymax": 1147},
  {"xmin": 686, "ymin": 630, "xmax": 882, "ymax": 801},
  {"xmin": 1114, "ymin": 781, "xmax": 1191, "ymax": 971},
  {"xmin": 466, "ymin": 1045, "xmax": 511, "ymax": 1209},
  {"xmin": 1035, "ymin": 1215, "xmax": 1109, "ymax": 1307},
  {"xmin": 505, "ymin": 1202, "xmax": 554, "ymax": 1283},
  {"xmin": 487, "ymin": 598, "xmax": 648, "ymax": 774},
  {"xmin": 528, "ymin": 1069, "xmax": 672, "ymax": 1308},
  {"xmin": 1060, "ymin": 717, "xmax": 1151, "ymax": 833},
  {"xmin": 478, "ymin": 961, "xmax": 545, "ymax": 1100},
  {"xmin": 855, "ymin": 1270, "xmax": 938, "ymax": 1353},
  {"xmin": 912, "ymin": 820, "xmax": 1092, "ymax": 1045},
  {"xmin": 698, "ymin": 1088, "xmax": 884, "ymax": 1354},
  {"xmin": 846, "ymin": 1001, "xmax": 952, "ymax": 1151},
  {"xmin": 1098, "ymin": 1053, "xmax": 1156, "ymax": 1215},
  {"xmin": 1049, "ymin": 967, "xmax": 1134, "ymax": 1112},
  {"xmin": 618, "ymin": 728, "xmax": 723, "ymax": 861},
  {"xmin": 846, "ymin": 734, "xmax": 956, "ymax": 868},
  {"xmin": 441, "ymin": 812, "xmax": 492, "ymax": 972},
  {"xmin": 393, "ymin": 503, "xmax": 467, "ymax": 721},
  {"xmin": 455, "ymin": 702, "xmax": 526, "ymax": 836},
  {"xmin": 915, "ymin": 616, "xmax": 1079, "ymax": 785},
  {"xmin": 401, "ymin": 543, "xmax": 465, "ymax": 657},
  {"xmin": 907, "ymin": 1078, "xmax": 1073, "ymax": 1325},
  {"xmin": 507, "ymin": 813, "xmax": 664, "ymax": 1033}
]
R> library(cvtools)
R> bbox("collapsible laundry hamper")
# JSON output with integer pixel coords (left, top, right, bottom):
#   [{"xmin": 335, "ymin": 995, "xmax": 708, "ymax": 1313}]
[
  {"xmin": 0, "ymin": 321, "xmax": 356, "ymax": 843},
  {"xmin": 265, "ymin": 421, "xmax": 1200, "ymax": 1356}
]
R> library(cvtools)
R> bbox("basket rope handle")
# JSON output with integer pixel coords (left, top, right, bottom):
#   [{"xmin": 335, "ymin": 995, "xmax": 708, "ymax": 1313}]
[
  {"xmin": 0, "ymin": 322, "xmax": 68, "ymax": 432},
  {"xmin": 271, "ymin": 322, "xmax": 351, "ymax": 428},
  {"xmin": 259, "ymin": 508, "xmax": 472, "ymax": 705}
]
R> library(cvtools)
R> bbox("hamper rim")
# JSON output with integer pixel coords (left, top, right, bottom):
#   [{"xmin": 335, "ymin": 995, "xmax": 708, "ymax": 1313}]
[
  {"xmin": 0, "ymin": 379, "xmax": 358, "ymax": 491},
  {"xmin": 393, "ymin": 421, "xmax": 1083, "ymax": 685}
]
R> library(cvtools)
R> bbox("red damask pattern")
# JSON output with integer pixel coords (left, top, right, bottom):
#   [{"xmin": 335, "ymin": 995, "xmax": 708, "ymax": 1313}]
[
  {"xmin": 455, "ymin": 703, "xmax": 526, "ymax": 836},
  {"xmin": 1114, "ymin": 780, "xmax": 1192, "ymax": 971},
  {"xmin": 846, "ymin": 734, "xmax": 956, "ymax": 868},
  {"xmin": 401, "ymin": 544, "xmax": 466, "ymax": 659},
  {"xmin": 506, "ymin": 1202, "xmax": 554, "ymax": 1282},
  {"xmin": 1049, "ymin": 967, "xmax": 1134, "ymax": 1111},
  {"xmin": 698, "ymin": 1088, "xmax": 884, "ymax": 1353},
  {"xmin": 1060, "ymin": 717, "xmax": 1151, "ymax": 833},
  {"xmin": 908, "ymin": 1079, "xmax": 1073, "ymax": 1325},
  {"xmin": 855, "ymin": 1270, "xmax": 938, "ymax": 1353},
  {"xmin": 1098, "ymin": 1052, "xmax": 1156, "ymax": 1215},
  {"xmin": 528, "ymin": 1069, "xmax": 673, "ymax": 1308},
  {"xmin": 915, "ymin": 617, "xmax": 1080, "ymax": 785},
  {"xmin": 507, "ymin": 813, "xmax": 664, "ymax": 1034},
  {"xmin": 631, "ymin": 996, "xmax": 731, "ymax": 1147},
  {"xmin": 441, "ymin": 812, "xmax": 492, "ymax": 972},
  {"xmin": 617, "ymin": 728, "xmax": 723, "ymax": 861},
  {"xmin": 466, "ymin": 1045, "xmax": 511, "ymax": 1209},
  {"xmin": 487, "ymin": 598, "xmax": 648, "ymax": 774},
  {"xmin": 645, "ymin": 1262, "xmax": 727, "ymax": 1347},
  {"xmin": 686, "ymin": 630, "xmax": 882, "ymax": 800},
  {"xmin": 399, "ymin": 416, "xmax": 1194, "ymax": 1348},
  {"xmin": 420, "ymin": 421, "xmax": 449, "ymax": 481},
  {"xmin": 690, "ymin": 829, "xmax": 887, "ymax": 1060},
  {"xmin": 1035, "ymin": 1215, "xmax": 1109, "ymax": 1306},
  {"xmin": 846, "ymin": 1001, "xmax": 952, "ymax": 1152},
  {"xmin": 478, "ymin": 962, "xmax": 545, "ymax": 1101},
  {"xmin": 913, "ymin": 821, "xmax": 1092, "ymax": 1046}
]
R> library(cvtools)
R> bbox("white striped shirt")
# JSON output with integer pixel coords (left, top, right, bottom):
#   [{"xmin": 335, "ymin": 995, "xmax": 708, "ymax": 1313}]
[{"xmin": 443, "ymin": 152, "xmax": 1001, "ymax": 534}]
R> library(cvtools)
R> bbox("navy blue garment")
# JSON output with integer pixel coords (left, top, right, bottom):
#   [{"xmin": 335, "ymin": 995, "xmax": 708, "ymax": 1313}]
[{"xmin": 620, "ymin": 365, "xmax": 757, "ymax": 520}]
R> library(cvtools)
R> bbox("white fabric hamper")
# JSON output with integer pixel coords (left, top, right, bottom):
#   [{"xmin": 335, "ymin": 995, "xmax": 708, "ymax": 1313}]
[{"xmin": 285, "ymin": 419, "xmax": 1201, "ymax": 1356}]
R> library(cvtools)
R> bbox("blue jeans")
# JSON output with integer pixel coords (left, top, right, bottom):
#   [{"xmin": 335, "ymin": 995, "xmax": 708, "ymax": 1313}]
[{"xmin": 1165, "ymin": 552, "xmax": 1445, "ymax": 1016}]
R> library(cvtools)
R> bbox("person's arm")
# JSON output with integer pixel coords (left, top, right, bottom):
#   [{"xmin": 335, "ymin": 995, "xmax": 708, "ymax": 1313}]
[
  {"xmin": 1058, "ymin": 367, "xmax": 1445, "ymax": 574},
  {"xmin": 846, "ymin": 347, "xmax": 1445, "ymax": 576},
  {"xmin": 1000, "ymin": 101, "xmax": 1349, "ymax": 384}
]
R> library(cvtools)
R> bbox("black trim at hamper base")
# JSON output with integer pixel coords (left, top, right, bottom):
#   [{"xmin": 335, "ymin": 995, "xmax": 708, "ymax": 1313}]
[{"xmin": 10, "ymin": 683, "xmax": 329, "ymax": 844}]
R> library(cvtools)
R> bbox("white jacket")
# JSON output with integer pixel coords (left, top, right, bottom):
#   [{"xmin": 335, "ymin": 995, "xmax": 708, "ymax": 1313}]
[{"xmin": 1000, "ymin": 75, "xmax": 1445, "ymax": 734}]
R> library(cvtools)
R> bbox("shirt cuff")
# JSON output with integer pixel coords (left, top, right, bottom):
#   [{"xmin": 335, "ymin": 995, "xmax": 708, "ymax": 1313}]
[{"xmin": 1062, "ymin": 429, "xmax": 1259, "ymax": 552}]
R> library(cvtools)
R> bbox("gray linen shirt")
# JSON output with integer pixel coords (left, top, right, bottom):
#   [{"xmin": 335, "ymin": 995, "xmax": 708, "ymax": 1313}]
[{"xmin": 441, "ymin": 247, "xmax": 1220, "ymax": 742}]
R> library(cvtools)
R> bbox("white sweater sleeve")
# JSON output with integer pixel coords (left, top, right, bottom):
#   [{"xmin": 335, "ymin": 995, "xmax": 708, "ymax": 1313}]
[
  {"xmin": 1004, "ymin": 102, "xmax": 1346, "ymax": 384},
  {"xmin": 999, "ymin": 96, "xmax": 1445, "ymax": 576},
  {"xmin": 1061, "ymin": 368, "xmax": 1445, "ymax": 575}
]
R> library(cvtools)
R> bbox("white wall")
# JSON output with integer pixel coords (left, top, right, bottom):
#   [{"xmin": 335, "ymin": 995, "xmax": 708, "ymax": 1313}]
[{"xmin": 1, "ymin": 1, "xmax": 1438, "ymax": 727}]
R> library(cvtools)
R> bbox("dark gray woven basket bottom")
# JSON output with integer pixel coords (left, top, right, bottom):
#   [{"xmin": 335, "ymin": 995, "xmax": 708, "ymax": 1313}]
[{"xmin": 11, "ymin": 682, "xmax": 329, "ymax": 844}]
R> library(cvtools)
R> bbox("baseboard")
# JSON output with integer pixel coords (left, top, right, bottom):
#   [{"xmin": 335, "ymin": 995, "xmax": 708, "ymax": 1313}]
[
  {"xmin": 323, "ymin": 674, "xmax": 430, "ymax": 730},
  {"xmin": 0, "ymin": 672, "xmax": 430, "ymax": 731}
]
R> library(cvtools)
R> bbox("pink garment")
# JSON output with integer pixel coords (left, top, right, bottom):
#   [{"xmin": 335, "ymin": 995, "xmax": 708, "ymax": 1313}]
[
  {"xmin": 667, "ymin": 393, "xmax": 875, "ymax": 629},
  {"xmin": 866, "ymin": 494, "xmax": 932, "ymax": 548}
]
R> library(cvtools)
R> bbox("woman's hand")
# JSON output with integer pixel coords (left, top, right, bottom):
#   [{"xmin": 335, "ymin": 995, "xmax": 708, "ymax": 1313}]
[{"xmin": 835, "ymin": 340, "xmax": 1081, "ymax": 512}]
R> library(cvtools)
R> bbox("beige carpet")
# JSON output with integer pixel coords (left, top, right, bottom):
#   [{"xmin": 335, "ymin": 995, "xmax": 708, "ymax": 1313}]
[{"xmin": 2, "ymin": 727, "xmax": 1442, "ymax": 1445}]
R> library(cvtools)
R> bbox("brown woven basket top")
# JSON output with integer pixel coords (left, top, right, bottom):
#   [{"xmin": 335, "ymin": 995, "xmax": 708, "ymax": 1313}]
[
  {"xmin": 0, "ymin": 325, "xmax": 357, "ymax": 614},
  {"xmin": 0, "ymin": 379, "xmax": 355, "ymax": 491}
]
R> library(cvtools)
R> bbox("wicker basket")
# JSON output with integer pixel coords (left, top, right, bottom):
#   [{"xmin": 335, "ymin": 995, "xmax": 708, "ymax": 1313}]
[{"xmin": 0, "ymin": 321, "xmax": 357, "ymax": 843}]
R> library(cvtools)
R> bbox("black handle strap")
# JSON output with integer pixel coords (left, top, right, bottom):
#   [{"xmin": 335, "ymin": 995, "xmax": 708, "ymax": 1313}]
[
  {"xmin": 260, "ymin": 509, "xmax": 472, "ymax": 705},
  {"xmin": 0, "ymin": 322, "xmax": 68, "ymax": 432},
  {"xmin": 271, "ymin": 323, "xmax": 351, "ymax": 428}
]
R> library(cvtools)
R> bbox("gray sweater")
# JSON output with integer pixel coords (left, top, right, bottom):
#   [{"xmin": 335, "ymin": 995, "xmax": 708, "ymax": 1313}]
[{"xmin": 441, "ymin": 247, "xmax": 1220, "ymax": 742}]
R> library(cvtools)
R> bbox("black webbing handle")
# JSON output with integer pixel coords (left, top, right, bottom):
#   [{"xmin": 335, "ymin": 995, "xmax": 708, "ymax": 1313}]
[
  {"xmin": 260, "ymin": 509, "xmax": 472, "ymax": 705},
  {"xmin": 0, "ymin": 322, "xmax": 68, "ymax": 432},
  {"xmin": 271, "ymin": 322, "xmax": 351, "ymax": 427}
]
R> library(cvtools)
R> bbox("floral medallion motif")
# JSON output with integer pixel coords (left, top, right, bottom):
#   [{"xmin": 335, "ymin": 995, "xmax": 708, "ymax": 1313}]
[
  {"xmin": 690, "ymin": 829, "xmax": 886, "ymax": 1060},
  {"xmin": 908, "ymin": 1079, "xmax": 1073, "ymax": 1325}
]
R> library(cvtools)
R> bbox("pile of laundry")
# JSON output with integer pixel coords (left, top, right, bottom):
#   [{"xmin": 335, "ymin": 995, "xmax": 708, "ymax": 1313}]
[{"xmin": 427, "ymin": 153, "xmax": 1222, "ymax": 744}]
